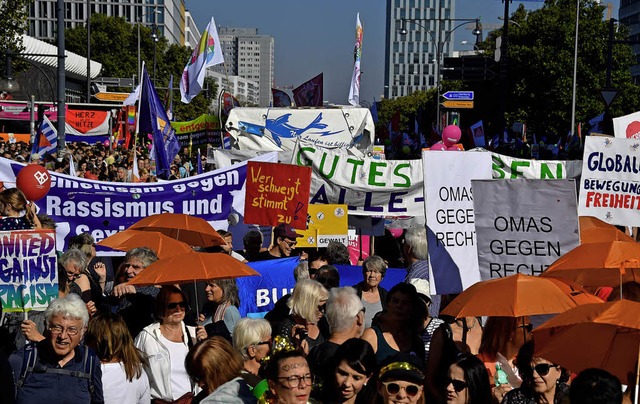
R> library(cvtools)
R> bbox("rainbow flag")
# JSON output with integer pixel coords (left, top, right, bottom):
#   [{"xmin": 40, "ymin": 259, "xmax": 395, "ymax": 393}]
[
  {"xmin": 180, "ymin": 16, "xmax": 224, "ymax": 103},
  {"xmin": 348, "ymin": 13, "xmax": 363, "ymax": 106}
]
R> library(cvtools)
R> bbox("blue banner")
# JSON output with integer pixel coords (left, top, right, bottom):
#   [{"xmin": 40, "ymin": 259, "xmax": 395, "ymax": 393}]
[{"xmin": 238, "ymin": 257, "xmax": 406, "ymax": 317}]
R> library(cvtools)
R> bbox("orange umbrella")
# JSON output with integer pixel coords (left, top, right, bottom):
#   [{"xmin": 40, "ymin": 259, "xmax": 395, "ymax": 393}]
[
  {"xmin": 541, "ymin": 241, "xmax": 640, "ymax": 288},
  {"xmin": 533, "ymin": 299, "xmax": 640, "ymax": 383},
  {"xmin": 440, "ymin": 274, "xmax": 603, "ymax": 318},
  {"xmin": 97, "ymin": 229, "xmax": 193, "ymax": 259},
  {"xmin": 128, "ymin": 213, "xmax": 226, "ymax": 247},
  {"xmin": 126, "ymin": 252, "xmax": 260, "ymax": 286},
  {"xmin": 579, "ymin": 216, "xmax": 634, "ymax": 243}
]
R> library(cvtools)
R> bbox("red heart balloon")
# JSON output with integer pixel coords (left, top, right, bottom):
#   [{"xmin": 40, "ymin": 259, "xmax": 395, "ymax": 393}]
[{"xmin": 16, "ymin": 164, "xmax": 51, "ymax": 201}]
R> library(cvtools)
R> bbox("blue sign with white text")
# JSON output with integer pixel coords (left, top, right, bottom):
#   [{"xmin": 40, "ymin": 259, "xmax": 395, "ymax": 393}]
[{"xmin": 442, "ymin": 91, "xmax": 474, "ymax": 101}]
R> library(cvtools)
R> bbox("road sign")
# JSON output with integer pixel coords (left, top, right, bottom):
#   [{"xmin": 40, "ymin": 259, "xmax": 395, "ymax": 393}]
[
  {"xmin": 94, "ymin": 92, "xmax": 129, "ymax": 102},
  {"xmin": 600, "ymin": 88, "xmax": 619, "ymax": 108},
  {"xmin": 442, "ymin": 100, "xmax": 474, "ymax": 109},
  {"xmin": 442, "ymin": 91, "xmax": 474, "ymax": 101}
]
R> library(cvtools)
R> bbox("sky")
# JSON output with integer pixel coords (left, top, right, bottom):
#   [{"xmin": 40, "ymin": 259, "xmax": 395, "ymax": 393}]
[{"xmin": 185, "ymin": 0, "xmax": 618, "ymax": 105}]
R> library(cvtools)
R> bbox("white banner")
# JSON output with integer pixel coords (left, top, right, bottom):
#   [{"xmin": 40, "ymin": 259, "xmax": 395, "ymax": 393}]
[
  {"xmin": 423, "ymin": 150, "xmax": 492, "ymax": 294},
  {"xmin": 492, "ymin": 153, "xmax": 582, "ymax": 179},
  {"xmin": 211, "ymin": 149, "xmax": 292, "ymax": 169},
  {"xmin": 578, "ymin": 136, "xmax": 640, "ymax": 226},
  {"xmin": 473, "ymin": 179, "xmax": 580, "ymax": 281},
  {"xmin": 293, "ymin": 142, "xmax": 424, "ymax": 217},
  {"xmin": 613, "ymin": 110, "xmax": 640, "ymax": 139}
]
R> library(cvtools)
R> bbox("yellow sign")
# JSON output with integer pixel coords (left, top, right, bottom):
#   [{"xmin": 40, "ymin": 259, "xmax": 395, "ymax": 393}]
[
  {"xmin": 442, "ymin": 100, "xmax": 474, "ymax": 109},
  {"xmin": 94, "ymin": 92, "xmax": 130, "ymax": 102},
  {"xmin": 297, "ymin": 204, "xmax": 349, "ymax": 248}
]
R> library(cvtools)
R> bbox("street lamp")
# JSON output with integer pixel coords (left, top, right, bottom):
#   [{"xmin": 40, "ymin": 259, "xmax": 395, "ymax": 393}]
[
  {"xmin": 137, "ymin": 6, "xmax": 161, "ymax": 84},
  {"xmin": 398, "ymin": 17, "xmax": 481, "ymax": 130},
  {"xmin": 152, "ymin": 25, "xmax": 158, "ymax": 85},
  {"xmin": 1, "ymin": 52, "xmax": 56, "ymax": 100},
  {"xmin": 86, "ymin": 0, "xmax": 91, "ymax": 102}
]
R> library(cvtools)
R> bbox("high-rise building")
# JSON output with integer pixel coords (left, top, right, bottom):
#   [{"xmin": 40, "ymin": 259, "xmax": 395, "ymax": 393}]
[
  {"xmin": 619, "ymin": 0, "xmax": 640, "ymax": 82},
  {"xmin": 213, "ymin": 27, "xmax": 275, "ymax": 107},
  {"xmin": 384, "ymin": 0, "xmax": 455, "ymax": 99},
  {"xmin": 27, "ymin": 0, "xmax": 189, "ymax": 46}
]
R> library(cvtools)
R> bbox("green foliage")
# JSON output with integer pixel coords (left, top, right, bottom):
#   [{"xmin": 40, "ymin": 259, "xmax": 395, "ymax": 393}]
[
  {"xmin": 0, "ymin": 0, "xmax": 30, "ymax": 70},
  {"xmin": 65, "ymin": 14, "xmax": 216, "ymax": 120}
]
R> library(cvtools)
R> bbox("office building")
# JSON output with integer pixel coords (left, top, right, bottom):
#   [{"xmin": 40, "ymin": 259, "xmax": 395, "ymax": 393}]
[
  {"xmin": 207, "ymin": 71, "xmax": 259, "ymax": 112},
  {"xmin": 384, "ymin": 0, "xmax": 455, "ymax": 99},
  {"xmin": 212, "ymin": 27, "xmax": 275, "ymax": 107},
  {"xmin": 620, "ymin": 0, "xmax": 640, "ymax": 82}
]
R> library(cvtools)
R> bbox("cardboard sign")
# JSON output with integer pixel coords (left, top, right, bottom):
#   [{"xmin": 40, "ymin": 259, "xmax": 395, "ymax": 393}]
[
  {"xmin": 244, "ymin": 161, "xmax": 312, "ymax": 228},
  {"xmin": 297, "ymin": 204, "xmax": 348, "ymax": 247},
  {"xmin": 473, "ymin": 179, "xmax": 580, "ymax": 280},
  {"xmin": 0, "ymin": 230, "xmax": 58, "ymax": 312}
]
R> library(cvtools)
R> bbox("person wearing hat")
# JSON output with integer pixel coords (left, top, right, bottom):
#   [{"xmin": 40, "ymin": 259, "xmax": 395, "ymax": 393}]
[
  {"xmin": 375, "ymin": 352, "xmax": 425, "ymax": 404},
  {"xmin": 255, "ymin": 223, "xmax": 303, "ymax": 261}
]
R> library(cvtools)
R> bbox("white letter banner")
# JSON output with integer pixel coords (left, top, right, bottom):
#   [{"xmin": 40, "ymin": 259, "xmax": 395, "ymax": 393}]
[
  {"xmin": 422, "ymin": 150, "xmax": 492, "ymax": 294},
  {"xmin": 473, "ymin": 179, "xmax": 579, "ymax": 281}
]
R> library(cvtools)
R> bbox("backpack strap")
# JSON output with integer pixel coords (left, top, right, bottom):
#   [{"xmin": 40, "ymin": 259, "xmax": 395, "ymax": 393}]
[{"xmin": 15, "ymin": 344, "xmax": 38, "ymax": 390}]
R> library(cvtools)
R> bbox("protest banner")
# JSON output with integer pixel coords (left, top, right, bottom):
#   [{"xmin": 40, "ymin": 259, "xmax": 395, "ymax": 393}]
[
  {"xmin": 578, "ymin": 136, "xmax": 640, "ymax": 226},
  {"xmin": 423, "ymin": 150, "xmax": 492, "ymax": 294},
  {"xmin": 244, "ymin": 161, "xmax": 312, "ymax": 228},
  {"xmin": 347, "ymin": 229, "xmax": 370, "ymax": 265},
  {"xmin": 0, "ymin": 154, "xmax": 278, "ymax": 250},
  {"xmin": 612, "ymin": 110, "xmax": 640, "ymax": 139},
  {"xmin": 237, "ymin": 257, "xmax": 405, "ymax": 317},
  {"xmin": 296, "ymin": 204, "xmax": 348, "ymax": 248},
  {"xmin": 491, "ymin": 153, "xmax": 582, "ymax": 180},
  {"xmin": 473, "ymin": 179, "xmax": 580, "ymax": 280},
  {"xmin": 171, "ymin": 114, "xmax": 222, "ymax": 148},
  {"xmin": 0, "ymin": 230, "xmax": 58, "ymax": 313},
  {"xmin": 293, "ymin": 142, "xmax": 425, "ymax": 217}
]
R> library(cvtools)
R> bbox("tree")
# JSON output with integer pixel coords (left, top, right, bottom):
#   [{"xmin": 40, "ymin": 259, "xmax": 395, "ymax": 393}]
[{"xmin": 0, "ymin": 0, "xmax": 30, "ymax": 73}]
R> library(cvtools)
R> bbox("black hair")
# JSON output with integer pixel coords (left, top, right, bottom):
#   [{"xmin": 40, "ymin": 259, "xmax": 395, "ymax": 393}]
[
  {"xmin": 449, "ymin": 353, "xmax": 493, "ymax": 404},
  {"xmin": 570, "ymin": 368, "xmax": 623, "ymax": 404}
]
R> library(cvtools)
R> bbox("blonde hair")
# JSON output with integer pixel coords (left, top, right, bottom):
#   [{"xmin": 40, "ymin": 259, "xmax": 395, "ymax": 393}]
[
  {"xmin": 287, "ymin": 279, "xmax": 329, "ymax": 323},
  {"xmin": 233, "ymin": 318, "xmax": 272, "ymax": 360}
]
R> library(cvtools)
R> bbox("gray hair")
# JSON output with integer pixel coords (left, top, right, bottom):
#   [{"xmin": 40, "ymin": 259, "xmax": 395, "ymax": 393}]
[
  {"xmin": 293, "ymin": 260, "xmax": 310, "ymax": 282},
  {"xmin": 232, "ymin": 318, "xmax": 272, "ymax": 360},
  {"xmin": 45, "ymin": 293, "xmax": 89, "ymax": 328},
  {"xmin": 59, "ymin": 248, "xmax": 87, "ymax": 271},
  {"xmin": 325, "ymin": 287, "xmax": 363, "ymax": 334},
  {"xmin": 404, "ymin": 227, "xmax": 428, "ymax": 260},
  {"xmin": 362, "ymin": 255, "xmax": 387, "ymax": 277},
  {"xmin": 124, "ymin": 247, "xmax": 158, "ymax": 268}
]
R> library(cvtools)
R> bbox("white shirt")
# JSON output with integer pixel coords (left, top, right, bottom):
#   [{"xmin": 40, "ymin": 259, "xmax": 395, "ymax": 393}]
[
  {"xmin": 159, "ymin": 334, "xmax": 192, "ymax": 399},
  {"xmin": 101, "ymin": 362, "xmax": 150, "ymax": 404}
]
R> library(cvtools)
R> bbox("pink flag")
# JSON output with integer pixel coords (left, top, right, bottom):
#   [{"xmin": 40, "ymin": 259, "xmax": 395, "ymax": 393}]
[{"xmin": 293, "ymin": 73, "xmax": 323, "ymax": 107}]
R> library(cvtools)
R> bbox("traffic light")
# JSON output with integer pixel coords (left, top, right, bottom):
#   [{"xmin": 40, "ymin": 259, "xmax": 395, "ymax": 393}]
[{"xmin": 442, "ymin": 56, "xmax": 496, "ymax": 81}]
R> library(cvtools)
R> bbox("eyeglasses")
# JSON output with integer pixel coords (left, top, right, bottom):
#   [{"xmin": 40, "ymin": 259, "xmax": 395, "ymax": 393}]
[
  {"xmin": 532, "ymin": 363, "xmax": 558, "ymax": 377},
  {"xmin": 516, "ymin": 323, "xmax": 534, "ymax": 333},
  {"xmin": 381, "ymin": 381, "xmax": 422, "ymax": 397},
  {"xmin": 255, "ymin": 339, "xmax": 272, "ymax": 347},
  {"xmin": 167, "ymin": 301, "xmax": 187, "ymax": 309},
  {"xmin": 281, "ymin": 239, "xmax": 297, "ymax": 247},
  {"xmin": 49, "ymin": 325, "xmax": 80, "ymax": 336},
  {"xmin": 277, "ymin": 374, "xmax": 313, "ymax": 388},
  {"xmin": 445, "ymin": 378, "xmax": 468, "ymax": 392},
  {"xmin": 65, "ymin": 271, "xmax": 81, "ymax": 280}
]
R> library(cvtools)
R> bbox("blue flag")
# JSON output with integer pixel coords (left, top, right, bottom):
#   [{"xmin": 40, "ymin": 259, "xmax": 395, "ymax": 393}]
[
  {"xmin": 370, "ymin": 99, "xmax": 379, "ymax": 123},
  {"xmin": 31, "ymin": 115, "xmax": 57, "ymax": 156},
  {"xmin": 139, "ymin": 66, "xmax": 180, "ymax": 179},
  {"xmin": 197, "ymin": 148, "xmax": 203, "ymax": 174}
]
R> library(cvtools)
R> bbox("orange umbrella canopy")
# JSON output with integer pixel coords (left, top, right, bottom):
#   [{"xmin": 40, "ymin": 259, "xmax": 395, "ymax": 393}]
[
  {"xmin": 127, "ymin": 252, "xmax": 260, "ymax": 286},
  {"xmin": 440, "ymin": 273, "xmax": 602, "ymax": 318},
  {"xmin": 128, "ymin": 213, "xmax": 226, "ymax": 247},
  {"xmin": 542, "ymin": 241, "xmax": 640, "ymax": 287},
  {"xmin": 97, "ymin": 229, "xmax": 193, "ymax": 259},
  {"xmin": 533, "ymin": 300, "xmax": 640, "ymax": 382},
  {"xmin": 579, "ymin": 216, "xmax": 634, "ymax": 243}
]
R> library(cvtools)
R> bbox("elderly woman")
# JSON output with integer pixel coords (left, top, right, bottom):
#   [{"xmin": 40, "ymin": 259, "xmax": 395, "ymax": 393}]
[
  {"xmin": 353, "ymin": 255, "xmax": 388, "ymax": 328},
  {"xmin": 272, "ymin": 279, "xmax": 329, "ymax": 353},
  {"xmin": 59, "ymin": 248, "xmax": 101, "ymax": 316},
  {"xmin": 232, "ymin": 318, "xmax": 272, "ymax": 387},
  {"xmin": 264, "ymin": 349, "xmax": 313, "ymax": 404},
  {"xmin": 185, "ymin": 337, "xmax": 256, "ymax": 403},
  {"xmin": 135, "ymin": 285, "xmax": 197, "ymax": 402},
  {"xmin": 375, "ymin": 352, "xmax": 425, "ymax": 404},
  {"xmin": 444, "ymin": 353, "xmax": 492, "ymax": 404},
  {"xmin": 196, "ymin": 278, "xmax": 241, "ymax": 341},
  {"xmin": 85, "ymin": 312, "xmax": 150, "ymax": 403},
  {"xmin": 502, "ymin": 341, "xmax": 570, "ymax": 404}
]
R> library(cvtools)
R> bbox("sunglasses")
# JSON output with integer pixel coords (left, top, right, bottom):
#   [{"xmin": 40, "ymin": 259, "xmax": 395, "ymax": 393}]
[
  {"xmin": 167, "ymin": 301, "xmax": 187, "ymax": 309},
  {"xmin": 381, "ymin": 381, "xmax": 422, "ymax": 397},
  {"xmin": 532, "ymin": 363, "xmax": 558, "ymax": 377},
  {"xmin": 445, "ymin": 378, "xmax": 468, "ymax": 392}
]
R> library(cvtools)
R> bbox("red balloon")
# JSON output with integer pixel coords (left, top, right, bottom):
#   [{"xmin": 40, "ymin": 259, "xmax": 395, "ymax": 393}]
[
  {"xmin": 16, "ymin": 165, "xmax": 51, "ymax": 201},
  {"xmin": 442, "ymin": 125, "xmax": 462, "ymax": 147}
]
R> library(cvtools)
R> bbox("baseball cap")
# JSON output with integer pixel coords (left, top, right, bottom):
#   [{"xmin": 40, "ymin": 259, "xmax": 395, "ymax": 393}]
[{"xmin": 273, "ymin": 223, "xmax": 302, "ymax": 239}]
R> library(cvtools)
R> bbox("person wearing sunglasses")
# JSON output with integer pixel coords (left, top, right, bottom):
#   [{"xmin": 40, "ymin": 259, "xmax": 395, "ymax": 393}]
[
  {"xmin": 444, "ymin": 353, "xmax": 492, "ymax": 404},
  {"xmin": 503, "ymin": 341, "xmax": 569, "ymax": 404},
  {"xmin": 135, "ymin": 285, "xmax": 197, "ymax": 402},
  {"xmin": 232, "ymin": 318, "xmax": 273, "ymax": 388},
  {"xmin": 375, "ymin": 352, "xmax": 425, "ymax": 404}
]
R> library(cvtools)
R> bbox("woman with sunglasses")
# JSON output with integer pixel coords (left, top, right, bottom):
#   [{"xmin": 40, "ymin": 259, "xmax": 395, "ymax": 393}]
[
  {"xmin": 444, "ymin": 353, "xmax": 492, "ymax": 404},
  {"xmin": 232, "ymin": 318, "xmax": 273, "ymax": 388},
  {"xmin": 196, "ymin": 278, "xmax": 241, "ymax": 342},
  {"xmin": 135, "ymin": 285, "xmax": 197, "ymax": 402},
  {"xmin": 502, "ymin": 341, "xmax": 569, "ymax": 404},
  {"xmin": 375, "ymin": 352, "xmax": 425, "ymax": 404},
  {"xmin": 320, "ymin": 338, "xmax": 376, "ymax": 404}
]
